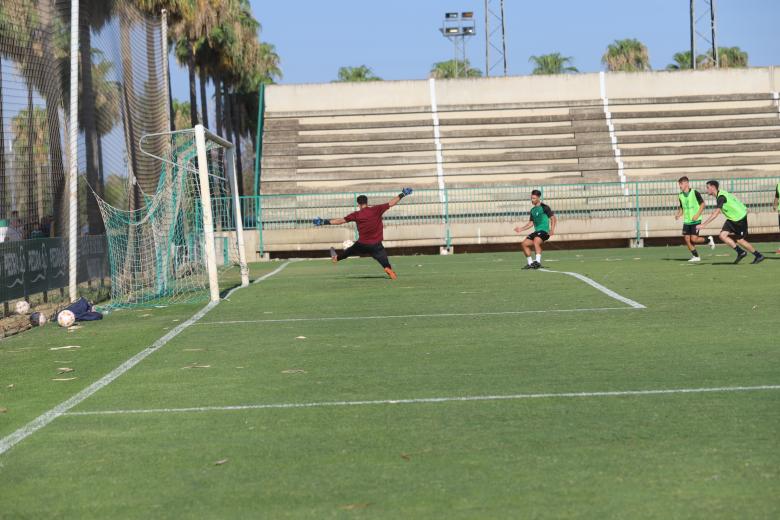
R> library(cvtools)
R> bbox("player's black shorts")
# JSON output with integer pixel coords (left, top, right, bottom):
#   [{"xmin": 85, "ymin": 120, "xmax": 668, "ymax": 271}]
[
  {"xmin": 722, "ymin": 216, "xmax": 748, "ymax": 238},
  {"xmin": 682, "ymin": 223, "xmax": 700, "ymax": 236},
  {"xmin": 338, "ymin": 241, "xmax": 391, "ymax": 268},
  {"xmin": 526, "ymin": 231, "xmax": 550, "ymax": 242}
]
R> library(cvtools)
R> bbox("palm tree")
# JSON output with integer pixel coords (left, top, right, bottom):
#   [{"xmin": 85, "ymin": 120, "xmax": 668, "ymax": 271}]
[
  {"xmin": 701, "ymin": 46, "xmax": 749, "ymax": 69},
  {"xmin": 11, "ymin": 107, "xmax": 49, "ymax": 230},
  {"xmin": 430, "ymin": 59, "xmax": 482, "ymax": 79},
  {"xmin": 172, "ymin": 99, "xmax": 193, "ymax": 130},
  {"xmin": 1, "ymin": 0, "xmax": 70, "ymax": 232},
  {"xmin": 209, "ymin": 0, "xmax": 282, "ymax": 193},
  {"xmin": 334, "ymin": 65, "xmax": 381, "ymax": 82},
  {"xmin": 135, "ymin": 1, "xmax": 186, "ymax": 131},
  {"xmin": 666, "ymin": 51, "xmax": 694, "ymax": 70},
  {"xmin": 529, "ymin": 53, "xmax": 578, "ymax": 75},
  {"xmin": 170, "ymin": 0, "xmax": 233, "ymax": 128},
  {"xmin": 79, "ymin": 1, "xmax": 116, "ymax": 233},
  {"xmin": 602, "ymin": 38, "xmax": 651, "ymax": 72},
  {"xmin": 91, "ymin": 53, "xmax": 122, "ymax": 198},
  {"xmin": 196, "ymin": 1, "xmax": 242, "ymax": 135}
]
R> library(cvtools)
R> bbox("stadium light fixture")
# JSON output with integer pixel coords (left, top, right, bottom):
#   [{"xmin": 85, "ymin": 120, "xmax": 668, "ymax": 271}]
[{"xmin": 439, "ymin": 11, "xmax": 477, "ymax": 78}]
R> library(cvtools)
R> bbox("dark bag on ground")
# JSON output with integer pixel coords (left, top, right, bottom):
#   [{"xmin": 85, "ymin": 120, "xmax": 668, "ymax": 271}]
[{"xmin": 64, "ymin": 297, "xmax": 103, "ymax": 321}]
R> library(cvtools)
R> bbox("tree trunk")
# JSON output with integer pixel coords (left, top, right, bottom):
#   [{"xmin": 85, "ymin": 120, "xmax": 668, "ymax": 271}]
[
  {"xmin": 120, "ymin": 18, "xmax": 141, "ymax": 213},
  {"xmin": 39, "ymin": 1, "xmax": 66, "ymax": 236},
  {"xmin": 223, "ymin": 83, "xmax": 232, "ymax": 145},
  {"xmin": 199, "ymin": 67, "xmax": 209, "ymax": 129},
  {"xmin": 214, "ymin": 74, "xmax": 223, "ymax": 137},
  {"xmin": 45, "ymin": 97, "xmax": 65, "ymax": 236},
  {"xmin": 97, "ymin": 135, "xmax": 105, "ymax": 198},
  {"xmin": 80, "ymin": 22, "xmax": 104, "ymax": 234},
  {"xmin": 230, "ymin": 93, "xmax": 244, "ymax": 196},
  {"xmin": 167, "ymin": 48, "xmax": 176, "ymax": 131},
  {"xmin": 187, "ymin": 45, "xmax": 198, "ymax": 126},
  {"xmin": 27, "ymin": 86, "xmax": 37, "ymax": 235}
]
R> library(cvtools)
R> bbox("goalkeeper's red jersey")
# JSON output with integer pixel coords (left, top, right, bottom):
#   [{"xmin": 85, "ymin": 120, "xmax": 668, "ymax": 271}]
[{"xmin": 344, "ymin": 203, "xmax": 390, "ymax": 244}]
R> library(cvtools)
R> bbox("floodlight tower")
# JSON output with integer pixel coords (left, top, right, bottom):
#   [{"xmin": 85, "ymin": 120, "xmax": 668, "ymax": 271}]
[
  {"xmin": 440, "ymin": 12, "xmax": 476, "ymax": 78},
  {"xmin": 690, "ymin": 0, "xmax": 719, "ymax": 69},
  {"xmin": 484, "ymin": 0, "xmax": 507, "ymax": 76}
]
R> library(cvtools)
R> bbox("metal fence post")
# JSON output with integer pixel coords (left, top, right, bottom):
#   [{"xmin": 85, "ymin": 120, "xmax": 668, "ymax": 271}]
[
  {"xmin": 444, "ymin": 187, "xmax": 451, "ymax": 249},
  {"xmin": 634, "ymin": 181, "xmax": 641, "ymax": 244},
  {"xmin": 254, "ymin": 84, "xmax": 266, "ymax": 256}
]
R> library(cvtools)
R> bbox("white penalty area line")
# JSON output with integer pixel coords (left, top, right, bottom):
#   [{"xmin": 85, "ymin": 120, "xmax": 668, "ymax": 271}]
[
  {"xmin": 0, "ymin": 261, "xmax": 293, "ymax": 457},
  {"xmin": 64, "ymin": 385, "xmax": 780, "ymax": 417},
  {"xmin": 197, "ymin": 306, "xmax": 637, "ymax": 326},
  {"xmin": 539, "ymin": 269, "xmax": 646, "ymax": 309}
]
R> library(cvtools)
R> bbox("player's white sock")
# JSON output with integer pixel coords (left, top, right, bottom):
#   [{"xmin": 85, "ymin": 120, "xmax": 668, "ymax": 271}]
[
  {"xmin": 535, "ymin": 254, "xmax": 541, "ymax": 263},
  {"xmin": 527, "ymin": 256, "xmax": 534, "ymax": 266}
]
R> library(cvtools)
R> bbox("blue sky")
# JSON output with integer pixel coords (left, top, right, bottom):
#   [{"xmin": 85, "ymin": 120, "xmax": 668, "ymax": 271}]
[{"xmin": 170, "ymin": 0, "xmax": 780, "ymax": 101}]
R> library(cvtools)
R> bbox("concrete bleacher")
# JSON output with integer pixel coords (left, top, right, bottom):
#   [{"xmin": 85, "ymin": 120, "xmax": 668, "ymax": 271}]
[{"xmin": 248, "ymin": 68, "xmax": 780, "ymax": 255}]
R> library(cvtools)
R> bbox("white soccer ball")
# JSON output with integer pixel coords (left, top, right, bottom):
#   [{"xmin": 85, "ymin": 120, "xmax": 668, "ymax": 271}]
[
  {"xmin": 15, "ymin": 300, "xmax": 30, "ymax": 315},
  {"xmin": 342, "ymin": 240, "xmax": 354, "ymax": 250},
  {"xmin": 57, "ymin": 310, "xmax": 76, "ymax": 328},
  {"xmin": 30, "ymin": 312, "xmax": 47, "ymax": 327}
]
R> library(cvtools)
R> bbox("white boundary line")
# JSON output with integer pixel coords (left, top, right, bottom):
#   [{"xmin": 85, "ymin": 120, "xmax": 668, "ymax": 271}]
[
  {"xmin": 64, "ymin": 385, "xmax": 780, "ymax": 417},
  {"xmin": 599, "ymin": 71, "xmax": 627, "ymax": 191},
  {"xmin": 197, "ymin": 306, "xmax": 635, "ymax": 326},
  {"xmin": 539, "ymin": 268, "xmax": 646, "ymax": 309},
  {"xmin": 0, "ymin": 261, "xmax": 293, "ymax": 456},
  {"xmin": 428, "ymin": 78, "xmax": 447, "ymax": 203}
]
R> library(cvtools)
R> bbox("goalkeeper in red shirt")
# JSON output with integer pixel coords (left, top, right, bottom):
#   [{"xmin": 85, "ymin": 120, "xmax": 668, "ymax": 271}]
[{"xmin": 313, "ymin": 188, "xmax": 413, "ymax": 279}]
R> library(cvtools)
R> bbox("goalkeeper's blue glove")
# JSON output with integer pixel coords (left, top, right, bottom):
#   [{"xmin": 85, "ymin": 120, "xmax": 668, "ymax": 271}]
[
  {"xmin": 313, "ymin": 217, "xmax": 330, "ymax": 226},
  {"xmin": 399, "ymin": 187, "xmax": 413, "ymax": 198}
]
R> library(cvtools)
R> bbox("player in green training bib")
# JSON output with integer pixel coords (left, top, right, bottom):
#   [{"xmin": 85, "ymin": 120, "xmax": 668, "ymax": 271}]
[
  {"xmin": 698, "ymin": 180, "xmax": 765, "ymax": 264},
  {"xmin": 514, "ymin": 190, "xmax": 556, "ymax": 270},
  {"xmin": 675, "ymin": 176, "xmax": 714, "ymax": 262}
]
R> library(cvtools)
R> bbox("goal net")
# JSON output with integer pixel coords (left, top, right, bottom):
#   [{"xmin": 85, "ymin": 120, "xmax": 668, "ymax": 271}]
[{"xmin": 96, "ymin": 125, "xmax": 249, "ymax": 308}]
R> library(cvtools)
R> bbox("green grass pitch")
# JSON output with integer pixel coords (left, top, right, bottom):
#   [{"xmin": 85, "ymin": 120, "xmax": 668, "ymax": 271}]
[{"xmin": 1, "ymin": 245, "xmax": 779, "ymax": 518}]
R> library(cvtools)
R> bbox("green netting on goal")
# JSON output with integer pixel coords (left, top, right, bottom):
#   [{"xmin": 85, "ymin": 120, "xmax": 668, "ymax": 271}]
[{"xmin": 95, "ymin": 127, "xmax": 248, "ymax": 309}]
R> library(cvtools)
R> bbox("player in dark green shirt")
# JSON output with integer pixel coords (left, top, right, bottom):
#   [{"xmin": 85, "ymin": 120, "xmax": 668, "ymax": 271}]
[
  {"xmin": 514, "ymin": 190, "xmax": 556, "ymax": 269},
  {"xmin": 675, "ymin": 176, "xmax": 714, "ymax": 262}
]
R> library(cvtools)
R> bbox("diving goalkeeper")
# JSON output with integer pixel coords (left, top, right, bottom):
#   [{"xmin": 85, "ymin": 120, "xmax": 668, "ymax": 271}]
[{"xmin": 313, "ymin": 188, "xmax": 413, "ymax": 279}]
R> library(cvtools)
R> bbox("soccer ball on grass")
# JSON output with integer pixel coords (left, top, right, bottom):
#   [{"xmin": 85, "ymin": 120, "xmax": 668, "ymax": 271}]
[
  {"xmin": 57, "ymin": 309, "xmax": 76, "ymax": 328},
  {"xmin": 30, "ymin": 312, "xmax": 47, "ymax": 327},
  {"xmin": 15, "ymin": 300, "xmax": 30, "ymax": 315}
]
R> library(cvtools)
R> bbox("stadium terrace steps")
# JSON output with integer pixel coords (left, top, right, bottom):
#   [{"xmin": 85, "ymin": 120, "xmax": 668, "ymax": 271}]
[{"xmin": 260, "ymin": 88, "xmax": 780, "ymax": 193}]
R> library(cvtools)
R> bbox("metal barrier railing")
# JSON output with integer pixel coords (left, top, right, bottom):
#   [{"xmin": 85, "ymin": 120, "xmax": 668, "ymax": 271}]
[{"xmin": 215, "ymin": 176, "xmax": 780, "ymax": 253}]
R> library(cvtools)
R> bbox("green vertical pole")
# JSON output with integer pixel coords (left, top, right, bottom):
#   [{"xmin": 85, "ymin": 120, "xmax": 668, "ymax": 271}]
[
  {"xmin": 253, "ymin": 83, "xmax": 266, "ymax": 256},
  {"xmin": 634, "ymin": 181, "xmax": 641, "ymax": 244},
  {"xmin": 352, "ymin": 193, "xmax": 359, "ymax": 241},
  {"xmin": 444, "ymin": 188, "xmax": 451, "ymax": 249}
]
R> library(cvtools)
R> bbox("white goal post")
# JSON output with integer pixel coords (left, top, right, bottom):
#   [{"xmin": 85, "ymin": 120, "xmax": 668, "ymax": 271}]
[
  {"xmin": 94, "ymin": 125, "xmax": 249, "ymax": 308},
  {"xmin": 194, "ymin": 125, "xmax": 250, "ymax": 301}
]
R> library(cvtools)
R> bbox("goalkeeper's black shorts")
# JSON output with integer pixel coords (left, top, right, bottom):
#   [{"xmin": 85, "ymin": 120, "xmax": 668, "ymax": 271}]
[{"xmin": 338, "ymin": 241, "xmax": 391, "ymax": 269}]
